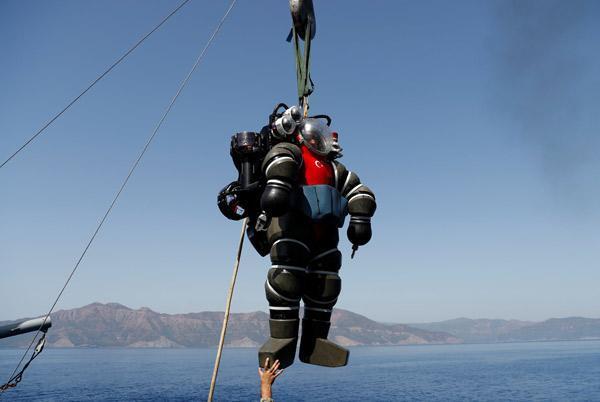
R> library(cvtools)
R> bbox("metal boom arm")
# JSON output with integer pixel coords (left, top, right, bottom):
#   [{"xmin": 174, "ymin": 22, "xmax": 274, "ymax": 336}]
[{"xmin": 0, "ymin": 317, "xmax": 52, "ymax": 340}]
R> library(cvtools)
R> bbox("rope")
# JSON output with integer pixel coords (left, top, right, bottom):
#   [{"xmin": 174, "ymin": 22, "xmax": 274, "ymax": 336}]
[
  {"xmin": 0, "ymin": 0, "xmax": 192, "ymax": 170},
  {"xmin": 0, "ymin": 332, "xmax": 47, "ymax": 392},
  {"xmin": 208, "ymin": 218, "xmax": 247, "ymax": 402},
  {"xmin": 0, "ymin": 0, "xmax": 237, "ymax": 394}
]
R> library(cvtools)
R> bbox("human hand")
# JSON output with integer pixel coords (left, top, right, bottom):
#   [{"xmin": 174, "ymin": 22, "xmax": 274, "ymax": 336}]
[{"xmin": 258, "ymin": 358, "xmax": 283, "ymax": 398}]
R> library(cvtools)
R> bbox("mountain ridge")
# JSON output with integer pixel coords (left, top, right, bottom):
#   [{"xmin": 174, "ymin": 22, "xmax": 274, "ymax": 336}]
[
  {"xmin": 410, "ymin": 316, "xmax": 600, "ymax": 343},
  {"xmin": 0, "ymin": 303, "xmax": 459, "ymax": 348},
  {"xmin": 2, "ymin": 303, "xmax": 599, "ymax": 348}
]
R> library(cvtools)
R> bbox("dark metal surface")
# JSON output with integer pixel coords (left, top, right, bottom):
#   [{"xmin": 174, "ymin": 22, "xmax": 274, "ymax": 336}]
[{"xmin": 0, "ymin": 317, "xmax": 52, "ymax": 340}]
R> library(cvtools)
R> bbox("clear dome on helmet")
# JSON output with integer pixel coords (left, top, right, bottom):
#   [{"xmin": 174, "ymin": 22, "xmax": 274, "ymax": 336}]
[{"xmin": 299, "ymin": 118, "xmax": 333, "ymax": 156}]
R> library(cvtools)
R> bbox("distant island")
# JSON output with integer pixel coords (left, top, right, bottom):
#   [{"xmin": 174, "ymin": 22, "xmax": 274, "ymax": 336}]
[{"xmin": 1, "ymin": 303, "xmax": 599, "ymax": 348}]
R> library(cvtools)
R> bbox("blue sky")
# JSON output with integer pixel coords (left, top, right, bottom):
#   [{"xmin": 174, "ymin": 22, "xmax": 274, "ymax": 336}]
[{"xmin": 1, "ymin": 0, "xmax": 599, "ymax": 323}]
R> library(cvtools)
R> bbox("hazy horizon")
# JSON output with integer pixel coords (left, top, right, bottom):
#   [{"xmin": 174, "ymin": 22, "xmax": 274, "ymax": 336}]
[{"xmin": 3, "ymin": 301, "xmax": 599, "ymax": 325}]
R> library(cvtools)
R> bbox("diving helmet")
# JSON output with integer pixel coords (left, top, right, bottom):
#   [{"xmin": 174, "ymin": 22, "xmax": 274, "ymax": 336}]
[{"xmin": 298, "ymin": 118, "xmax": 334, "ymax": 156}]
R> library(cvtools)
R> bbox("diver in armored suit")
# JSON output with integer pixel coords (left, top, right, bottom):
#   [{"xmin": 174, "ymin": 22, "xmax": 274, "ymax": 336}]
[{"xmin": 218, "ymin": 104, "xmax": 376, "ymax": 369}]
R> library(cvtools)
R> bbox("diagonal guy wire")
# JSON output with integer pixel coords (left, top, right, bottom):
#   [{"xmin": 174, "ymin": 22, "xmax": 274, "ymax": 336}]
[
  {"xmin": 0, "ymin": 0, "xmax": 192, "ymax": 170},
  {"xmin": 1, "ymin": 0, "xmax": 237, "ymax": 393}
]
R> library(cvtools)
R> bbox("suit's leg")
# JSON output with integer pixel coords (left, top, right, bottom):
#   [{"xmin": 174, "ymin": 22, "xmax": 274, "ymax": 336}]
[
  {"xmin": 258, "ymin": 212, "xmax": 311, "ymax": 369},
  {"xmin": 299, "ymin": 225, "xmax": 349, "ymax": 367}
]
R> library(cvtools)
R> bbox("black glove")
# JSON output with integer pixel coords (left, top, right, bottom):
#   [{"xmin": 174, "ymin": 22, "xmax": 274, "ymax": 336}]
[
  {"xmin": 347, "ymin": 216, "xmax": 372, "ymax": 247},
  {"xmin": 217, "ymin": 181, "xmax": 248, "ymax": 221}
]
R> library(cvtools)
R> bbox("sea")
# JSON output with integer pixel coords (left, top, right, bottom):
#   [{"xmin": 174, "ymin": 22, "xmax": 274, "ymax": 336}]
[{"xmin": 1, "ymin": 341, "xmax": 599, "ymax": 401}]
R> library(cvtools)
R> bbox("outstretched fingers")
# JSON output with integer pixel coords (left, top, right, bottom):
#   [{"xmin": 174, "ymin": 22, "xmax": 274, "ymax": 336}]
[
  {"xmin": 269, "ymin": 359, "xmax": 281, "ymax": 373},
  {"xmin": 259, "ymin": 357, "xmax": 284, "ymax": 381}
]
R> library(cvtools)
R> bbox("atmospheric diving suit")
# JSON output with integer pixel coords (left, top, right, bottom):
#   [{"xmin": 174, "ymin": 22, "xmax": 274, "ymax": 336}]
[{"xmin": 218, "ymin": 104, "xmax": 376, "ymax": 369}]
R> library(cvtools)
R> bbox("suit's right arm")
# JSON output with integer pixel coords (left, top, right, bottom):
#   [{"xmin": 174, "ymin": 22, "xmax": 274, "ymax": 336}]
[{"xmin": 260, "ymin": 142, "xmax": 302, "ymax": 217}]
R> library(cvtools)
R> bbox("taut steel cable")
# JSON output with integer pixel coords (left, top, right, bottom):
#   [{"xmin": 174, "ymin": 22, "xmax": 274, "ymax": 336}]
[{"xmin": 0, "ymin": 0, "xmax": 192, "ymax": 170}]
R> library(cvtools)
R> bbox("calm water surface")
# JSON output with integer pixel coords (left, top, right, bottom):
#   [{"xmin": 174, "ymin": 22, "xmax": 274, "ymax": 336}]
[{"xmin": 1, "ymin": 341, "xmax": 599, "ymax": 401}]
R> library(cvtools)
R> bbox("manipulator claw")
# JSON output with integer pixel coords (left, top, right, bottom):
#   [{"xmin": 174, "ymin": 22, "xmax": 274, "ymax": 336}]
[
  {"xmin": 255, "ymin": 212, "xmax": 272, "ymax": 232},
  {"xmin": 347, "ymin": 216, "xmax": 372, "ymax": 258}
]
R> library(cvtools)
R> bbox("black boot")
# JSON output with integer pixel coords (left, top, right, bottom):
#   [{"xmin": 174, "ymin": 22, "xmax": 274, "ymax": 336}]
[
  {"xmin": 258, "ymin": 318, "xmax": 299, "ymax": 369},
  {"xmin": 299, "ymin": 318, "xmax": 349, "ymax": 367}
]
